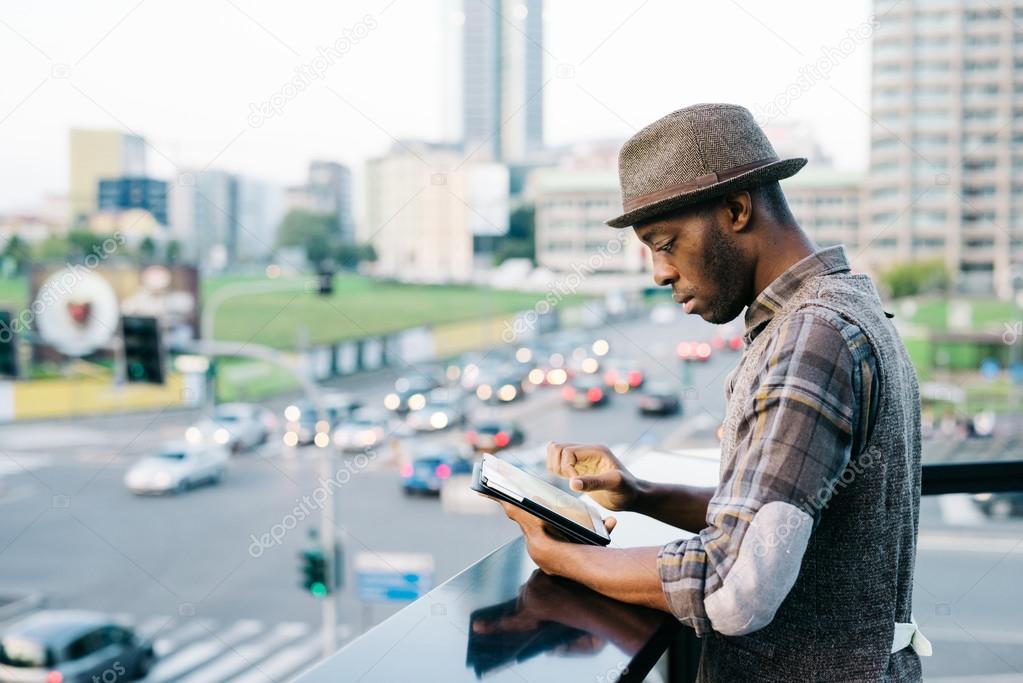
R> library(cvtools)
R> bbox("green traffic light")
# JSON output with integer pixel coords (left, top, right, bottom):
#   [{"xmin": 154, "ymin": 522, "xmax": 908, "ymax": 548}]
[{"xmin": 311, "ymin": 582, "xmax": 328, "ymax": 597}]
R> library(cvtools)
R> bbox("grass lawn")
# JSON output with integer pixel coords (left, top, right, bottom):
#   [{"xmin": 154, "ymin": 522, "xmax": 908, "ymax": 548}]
[
  {"xmin": 205, "ymin": 274, "xmax": 579, "ymax": 348},
  {"xmin": 0, "ymin": 276, "xmax": 27, "ymax": 311},
  {"xmin": 906, "ymin": 296, "xmax": 1021, "ymax": 332}
]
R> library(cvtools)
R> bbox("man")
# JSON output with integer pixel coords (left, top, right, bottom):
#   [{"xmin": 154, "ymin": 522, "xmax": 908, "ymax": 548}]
[{"xmin": 500, "ymin": 104, "xmax": 929, "ymax": 681}]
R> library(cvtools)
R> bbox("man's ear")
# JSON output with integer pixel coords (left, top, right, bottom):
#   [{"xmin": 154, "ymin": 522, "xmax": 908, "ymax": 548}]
[{"xmin": 723, "ymin": 191, "xmax": 753, "ymax": 233}]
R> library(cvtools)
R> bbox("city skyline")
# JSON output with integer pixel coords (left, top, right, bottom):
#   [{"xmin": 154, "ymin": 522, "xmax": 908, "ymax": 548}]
[{"xmin": 1, "ymin": 0, "xmax": 872, "ymax": 215}]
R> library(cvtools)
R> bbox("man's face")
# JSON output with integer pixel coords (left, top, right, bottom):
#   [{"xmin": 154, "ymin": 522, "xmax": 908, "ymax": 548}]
[{"xmin": 634, "ymin": 203, "xmax": 753, "ymax": 325}]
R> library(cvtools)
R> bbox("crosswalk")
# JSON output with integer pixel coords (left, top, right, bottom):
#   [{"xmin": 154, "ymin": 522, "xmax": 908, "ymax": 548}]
[{"xmin": 125, "ymin": 614, "xmax": 329, "ymax": 683}]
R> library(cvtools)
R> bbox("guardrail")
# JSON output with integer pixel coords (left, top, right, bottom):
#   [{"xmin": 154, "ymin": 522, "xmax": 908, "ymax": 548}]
[{"xmin": 292, "ymin": 460, "xmax": 1023, "ymax": 683}]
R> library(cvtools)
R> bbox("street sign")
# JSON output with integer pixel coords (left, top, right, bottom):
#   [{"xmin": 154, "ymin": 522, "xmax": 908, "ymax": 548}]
[{"xmin": 355, "ymin": 552, "xmax": 434, "ymax": 603}]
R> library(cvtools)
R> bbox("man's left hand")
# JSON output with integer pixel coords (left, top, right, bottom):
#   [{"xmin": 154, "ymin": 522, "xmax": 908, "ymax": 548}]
[{"xmin": 499, "ymin": 501, "xmax": 616, "ymax": 575}]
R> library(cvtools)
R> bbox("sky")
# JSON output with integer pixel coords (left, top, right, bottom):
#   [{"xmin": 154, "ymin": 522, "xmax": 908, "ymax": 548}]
[{"xmin": 0, "ymin": 0, "xmax": 874, "ymax": 215}]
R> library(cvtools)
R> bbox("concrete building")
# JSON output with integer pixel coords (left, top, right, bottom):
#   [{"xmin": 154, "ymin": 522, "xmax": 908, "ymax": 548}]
[
  {"xmin": 868, "ymin": 0, "xmax": 1023, "ymax": 297},
  {"xmin": 97, "ymin": 177, "xmax": 169, "ymax": 225},
  {"xmin": 362, "ymin": 142, "xmax": 508, "ymax": 282},
  {"xmin": 528, "ymin": 166, "xmax": 648, "ymax": 275},
  {"xmin": 68, "ymin": 129, "xmax": 146, "ymax": 225},
  {"xmin": 170, "ymin": 170, "xmax": 284, "ymax": 270},
  {"xmin": 783, "ymin": 170, "xmax": 865, "ymax": 254},
  {"xmin": 461, "ymin": 0, "xmax": 544, "ymax": 162},
  {"xmin": 286, "ymin": 161, "xmax": 355, "ymax": 243}
]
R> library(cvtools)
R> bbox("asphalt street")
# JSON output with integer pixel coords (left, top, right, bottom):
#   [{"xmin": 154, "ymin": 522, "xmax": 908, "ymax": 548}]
[{"xmin": 1, "ymin": 311, "xmax": 1021, "ymax": 681}]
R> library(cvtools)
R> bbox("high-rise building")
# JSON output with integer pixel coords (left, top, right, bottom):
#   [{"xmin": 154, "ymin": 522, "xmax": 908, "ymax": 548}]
[
  {"xmin": 461, "ymin": 0, "xmax": 544, "ymax": 162},
  {"xmin": 783, "ymin": 170, "xmax": 865, "ymax": 253},
  {"xmin": 170, "ymin": 170, "xmax": 283, "ymax": 269},
  {"xmin": 286, "ymin": 161, "xmax": 355, "ymax": 243},
  {"xmin": 68, "ymin": 129, "xmax": 146, "ymax": 225},
  {"xmin": 97, "ymin": 177, "xmax": 169, "ymax": 225},
  {"xmin": 528, "ymin": 166, "xmax": 648, "ymax": 275},
  {"xmin": 362, "ymin": 141, "xmax": 508, "ymax": 282},
  {"xmin": 868, "ymin": 0, "xmax": 1023, "ymax": 297}
]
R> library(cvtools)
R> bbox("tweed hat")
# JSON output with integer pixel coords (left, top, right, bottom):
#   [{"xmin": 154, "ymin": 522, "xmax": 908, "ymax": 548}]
[{"xmin": 607, "ymin": 103, "xmax": 807, "ymax": 228}]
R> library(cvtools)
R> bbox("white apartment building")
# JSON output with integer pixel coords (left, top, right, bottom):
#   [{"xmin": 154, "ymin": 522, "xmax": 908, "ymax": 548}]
[
  {"xmin": 362, "ymin": 142, "xmax": 508, "ymax": 282},
  {"xmin": 868, "ymin": 0, "xmax": 1023, "ymax": 297}
]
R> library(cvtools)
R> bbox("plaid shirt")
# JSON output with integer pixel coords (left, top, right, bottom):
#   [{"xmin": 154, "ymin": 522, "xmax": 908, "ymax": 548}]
[{"xmin": 658, "ymin": 247, "xmax": 880, "ymax": 635}]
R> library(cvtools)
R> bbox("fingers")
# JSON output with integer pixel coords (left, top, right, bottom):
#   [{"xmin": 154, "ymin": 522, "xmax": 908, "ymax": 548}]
[
  {"xmin": 547, "ymin": 441, "xmax": 576, "ymax": 476},
  {"xmin": 603, "ymin": 516, "xmax": 617, "ymax": 534},
  {"xmin": 569, "ymin": 471, "xmax": 620, "ymax": 493}
]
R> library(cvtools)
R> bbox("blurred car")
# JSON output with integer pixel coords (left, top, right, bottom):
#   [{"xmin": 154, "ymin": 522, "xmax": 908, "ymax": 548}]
[
  {"xmin": 283, "ymin": 393, "xmax": 363, "ymax": 446},
  {"xmin": 711, "ymin": 327, "xmax": 744, "ymax": 352},
  {"xmin": 676, "ymin": 340, "xmax": 713, "ymax": 362},
  {"xmin": 185, "ymin": 402, "xmax": 272, "ymax": 454},
  {"xmin": 331, "ymin": 408, "xmax": 396, "ymax": 453},
  {"xmin": 124, "ymin": 441, "xmax": 228, "ymax": 495},
  {"xmin": 473, "ymin": 367, "xmax": 526, "ymax": 404},
  {"xmin": 405, "ymin": 388, "xmax": 467, "ymax": 432},
  {"xmin": 400, "ymin": 448, "xmax": 474, "ymax": 495},
  {"xmin": 465, "ymin": 420, "xmax": 525, "ymax": 453},
  {"xmin": 602, "ymin": 358, "xmax": 646, "ymax": 393},
  {"xmin": 383, "ymin": 375, "xmax": 441, "ymax": 413},
  {"xmin": 0, "ymin": 610, "xmax": 155, "ymax": 683},
  {"xmin": 638, "ymin": 382, "xmax": 682, "ymax": 416},
  {"xmin": 973, "ymin": 492, "xmax": 1023, "ymax": 518},
  {"xmin": 561, "ymin": 375, "xmax": 608, "ymax": 409}
]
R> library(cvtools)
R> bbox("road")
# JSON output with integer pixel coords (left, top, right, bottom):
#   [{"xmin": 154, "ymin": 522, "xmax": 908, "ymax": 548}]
[{"xmin": 1, "ymin": 311, "xmax": 1021, "ymax": 681}]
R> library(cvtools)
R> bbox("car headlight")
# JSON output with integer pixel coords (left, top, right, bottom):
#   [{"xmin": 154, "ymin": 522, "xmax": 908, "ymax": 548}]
[
  {"xmin": 430, "ymin": 412, "xmax": 449, "ymax": 429},
  {"xmin": 213, "ymin": 428, "xmax": 230, "ymax": 445},
  {"xmin": 284, "ymin": 405, "xmax": 301, "ymax": 422},
  {"xmin": 185, "ymin": 426, "xmax": 202, "ymax": 443},
  {"xmin": 476, "ymin": 384, "xmax": 493, "ymax": 401},
  {"xmin": 408, "ymin": 394, "xmax": 426, "ymax": 411},
  {"xmin": 154, "ymin": 472, "xmax": 172, "ymax": 488},
  {"xmin": 384, "ymin": 393, "xmax": 400, "ymax": 410},
  {"xmin": 497, "ymin": 384, "xmax": 517, "ymax": 401}
]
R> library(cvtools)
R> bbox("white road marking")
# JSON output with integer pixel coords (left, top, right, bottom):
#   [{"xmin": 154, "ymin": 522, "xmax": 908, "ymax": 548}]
[
  {"xmin": 147, "ymin": 619, "xmax": 263, "ymax": 682},
  {"xmin": 173, "ymin": 622, "xmax": 310, "ymax": 683},
  {"xmin": 228, "ymin": 636, "xmax": 323, "ymax": 683},
  {"xmin": 918, "ymin": 532, "xmax": 1023, "ymax": 554}
]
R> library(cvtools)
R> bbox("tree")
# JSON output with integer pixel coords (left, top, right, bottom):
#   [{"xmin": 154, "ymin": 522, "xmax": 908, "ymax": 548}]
[
  {"xmin": 277, "ymin": 210, "xmax": 339, "ymax": 264},
  {"xmin": 66, "ymin": 230, "xmax": 107, "ymax": 260},
  {"xmin": 138, "ymin": 236, "xmax": 157, "ymax": 263},
  {"xmin": 880, "ymin": 258, "xmax": 951, "ymax": 299},
  {"xmin": 166, "ymin": 240, "xmax": 182, "ymax": 265},
  {"xmin": 1, "ymin": 235, "xmax": 30, "ymax": 274},
  {"xmin": 492, "ymin": 204, "xmax": 535, "ymax": 265}
]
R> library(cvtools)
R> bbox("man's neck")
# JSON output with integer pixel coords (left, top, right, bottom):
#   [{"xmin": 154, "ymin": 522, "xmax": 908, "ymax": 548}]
[{"xmin": 751, "ymin": 224, "xmax": 816, "ymax": 300}]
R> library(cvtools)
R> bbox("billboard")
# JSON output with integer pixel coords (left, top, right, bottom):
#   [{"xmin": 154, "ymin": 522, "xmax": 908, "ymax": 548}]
[{"xmin": 26, "ymin": 263, "xmax": 200, "ymax": 357}]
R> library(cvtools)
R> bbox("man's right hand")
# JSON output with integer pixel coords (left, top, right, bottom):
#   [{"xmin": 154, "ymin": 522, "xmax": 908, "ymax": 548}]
[{"xmin": 546, "ymin": 442, "xmax": 641, "ymax": 512}]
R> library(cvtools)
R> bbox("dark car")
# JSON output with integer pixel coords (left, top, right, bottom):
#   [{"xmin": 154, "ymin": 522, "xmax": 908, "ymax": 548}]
[
  {"xmin": 465, "ymin": 421, "xmax": 526, "ymax": 453},
  {"xmin": 400, "ymin": 449, "xmax": 474, "ymax": 495},
  {"xmin": 973, "ymin": 492, "xmax": 1023, "ymax": 518},
  {"xmin": 638, "ymin": 382, "xmax": 682, "ymax": 416},
  {"xmin": 602, "ymin": 357, "xmax": 646, "ymax": 393},
  {"xmin": 0, "ymin": 611, "xmax": 155, "ymax": 683},
  {"xmin": 561, "ymin": 375, "xmax": 608, "ymax": 409}
]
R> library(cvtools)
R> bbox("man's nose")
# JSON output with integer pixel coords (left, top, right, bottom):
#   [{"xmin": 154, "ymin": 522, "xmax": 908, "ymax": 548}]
[{"xmin": 653, "ymin": 259, "xmax": 679, "ymax": 288}]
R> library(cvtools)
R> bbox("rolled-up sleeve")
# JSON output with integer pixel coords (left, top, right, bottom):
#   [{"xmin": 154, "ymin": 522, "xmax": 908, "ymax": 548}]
[{"xmin": 658, "ymin": 306, "xmax": 878, "ymax": 636}]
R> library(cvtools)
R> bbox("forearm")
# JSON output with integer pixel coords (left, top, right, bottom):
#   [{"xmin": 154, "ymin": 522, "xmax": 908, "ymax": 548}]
[
  {"xmin": 545, "ymin": 545, "xmax": 668, "ymax": 613},
  {"xmin": 630, "ymin": 480, "xmax": 714, "ymax": 531}
]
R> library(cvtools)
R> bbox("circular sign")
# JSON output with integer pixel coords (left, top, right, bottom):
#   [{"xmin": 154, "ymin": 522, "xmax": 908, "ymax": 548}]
[{"xmin": 34, "ymin": 268, "xmax": 120, "ymax": 357}]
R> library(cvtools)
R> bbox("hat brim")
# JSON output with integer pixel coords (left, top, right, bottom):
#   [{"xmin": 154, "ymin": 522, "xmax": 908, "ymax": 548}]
[{"xmin": 606, "ymin": 157, "xmax": 808, "ymax": 229}]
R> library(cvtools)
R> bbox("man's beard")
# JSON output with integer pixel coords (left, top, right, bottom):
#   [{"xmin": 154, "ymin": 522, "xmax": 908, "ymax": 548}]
[{"xmin": 700, "ymin": 225, "xmax": 750, "ymax": 325}]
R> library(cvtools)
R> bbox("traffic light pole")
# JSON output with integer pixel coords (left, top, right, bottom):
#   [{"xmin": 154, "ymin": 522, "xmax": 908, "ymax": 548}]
[{"xmin": 188, "ymin": 338, "xmax": 340, "ymax": 657}]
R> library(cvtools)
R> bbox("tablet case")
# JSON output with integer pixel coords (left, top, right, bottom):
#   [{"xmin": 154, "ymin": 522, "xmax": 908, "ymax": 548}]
[{"xmin": 470, "ymin": 462, "xmax": 610, "ymax": 546}]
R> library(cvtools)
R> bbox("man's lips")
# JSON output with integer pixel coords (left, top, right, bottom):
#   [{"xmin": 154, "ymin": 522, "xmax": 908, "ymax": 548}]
[{"xmin": 673, "ymin": 293, "xmax": 696, "ymax": 314}]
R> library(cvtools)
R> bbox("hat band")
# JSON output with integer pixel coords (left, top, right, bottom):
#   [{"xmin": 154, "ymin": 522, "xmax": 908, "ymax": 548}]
[{"xmin": 622, "ymin": 157, "xmax": 779, "ymax": 212}]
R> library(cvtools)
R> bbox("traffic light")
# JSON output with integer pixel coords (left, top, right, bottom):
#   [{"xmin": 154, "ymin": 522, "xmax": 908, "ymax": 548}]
[
  {"xmin": 300, "ymin": 547, "xmax": 330, "ymax": 597},
  {"xmin": 121, "ymin": 315, "xmax": 165, "ymax": 384},
  {"xmin": 0, "ymin": 311, "xmax": 17, "ymax": 378}
]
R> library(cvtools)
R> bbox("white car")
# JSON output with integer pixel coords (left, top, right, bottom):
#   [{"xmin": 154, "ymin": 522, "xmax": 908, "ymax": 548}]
[
  {"xmin": 125, "ymin": 442, "xmax": 229, "ymax": 495},
  {"xmin": 185, "ymin": 403, "xmax": 272, "ymax": 454},
  {"xmin": 332, "ymin": 409, "xmax": 406, "ymax": 453},
  {"xmin": 405, "ymin": 389, "xmax": 466, "ymax": 432}
]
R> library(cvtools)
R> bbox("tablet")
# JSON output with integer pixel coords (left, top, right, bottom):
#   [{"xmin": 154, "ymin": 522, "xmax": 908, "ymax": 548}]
[{"xmin": 471, "ymin": 454, "xmax": 611, "ymax": 546}]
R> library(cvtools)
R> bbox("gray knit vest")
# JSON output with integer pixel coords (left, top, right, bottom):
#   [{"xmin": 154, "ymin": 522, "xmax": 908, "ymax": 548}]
[{"xmin": 698, "ymin": 271, "xmax": 923, "ymax": 682}]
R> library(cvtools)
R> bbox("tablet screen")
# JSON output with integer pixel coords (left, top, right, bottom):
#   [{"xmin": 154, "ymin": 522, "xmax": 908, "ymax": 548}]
[{"xmin": 481, "ymin": 456, "xmax": 600, "ymax": 534}]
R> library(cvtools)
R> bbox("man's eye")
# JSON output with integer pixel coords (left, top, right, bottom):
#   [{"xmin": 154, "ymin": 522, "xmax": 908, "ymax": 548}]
[{"xmin": 657, "ymin": 240, "xmax": 674, "ymax": 254}]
